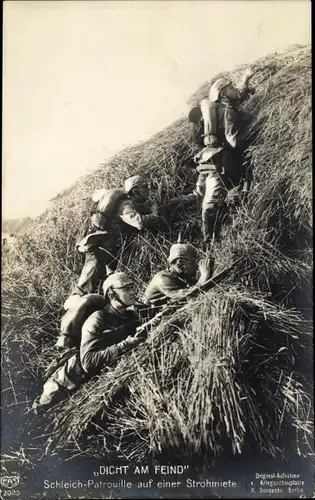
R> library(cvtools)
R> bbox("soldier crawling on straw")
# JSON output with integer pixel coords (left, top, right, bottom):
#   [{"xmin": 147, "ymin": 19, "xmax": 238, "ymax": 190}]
[
  {"xmin": 33, "ymin": 270, "xmax": 146, "ymax": 413},
  {"xmin": 142, "ymin": 238, "xmax": 215, "ymax": 308},
  {"xmin": 73, "ymin": 174, "xmax": 199, "ymax": 299},
  {"xmin": 73, "ymin": 175, "xmax": 164, "ymax": 297},
  {"xmin": 34, "ymin": 243, "xmax": 214, "ymax": 412}
]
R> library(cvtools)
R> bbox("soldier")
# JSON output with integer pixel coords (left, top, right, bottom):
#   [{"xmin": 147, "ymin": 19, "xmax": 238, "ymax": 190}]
[
  {"xmin": 80, "ymin": 271, "xmax": 145, "ymax": 377},
  {"xmin": 73, "ymin": 214, "xmax": 118, "ymax": 296},
  {"xmin": 142, "ymin": 242, "xmax": 214, "ymax": 307},
  {"xmin": 188, "ymin": 68, "xmax": 255, "ymax": 245},
  {"xmin": 93, "ymin": 175, "xmax": 164, "ymax": 233},
  {"xmin": 73, "ymin": 175, "xmax": 166, "ymax": 296},
  {"xmin": 33, "ymin": 272, "xmax": 145, "ymax": 413}
]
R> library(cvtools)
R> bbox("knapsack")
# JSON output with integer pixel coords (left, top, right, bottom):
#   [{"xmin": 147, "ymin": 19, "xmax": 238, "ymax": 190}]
[
  {"xmin": 57, "ymin": 293, "xmax": 107, "ymax": 350},
  {"xmin": 93, "ymin": 188, "xmax": 127, "ymax": 221}
]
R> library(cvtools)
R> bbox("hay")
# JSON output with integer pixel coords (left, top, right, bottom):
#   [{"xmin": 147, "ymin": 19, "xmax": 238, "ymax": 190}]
[
  {"xmin": 2, "ymin": 45, "xmax": 313, "ymax": 462},
  {"xmin": 46, "ymin": 287, "xmax": 312, "ymax": 460}
]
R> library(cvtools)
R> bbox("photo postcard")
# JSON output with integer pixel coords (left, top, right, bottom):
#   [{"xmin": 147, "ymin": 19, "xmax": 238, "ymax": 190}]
[{"xmin": 1, "ymin": 1, "xmax": 313, "ymax": 499}]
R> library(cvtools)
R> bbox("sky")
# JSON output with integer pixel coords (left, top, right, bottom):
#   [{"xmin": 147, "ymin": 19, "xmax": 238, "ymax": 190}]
[{"xmin": 2, "ymin": 0, "xmax": 311, "ymax": 220}]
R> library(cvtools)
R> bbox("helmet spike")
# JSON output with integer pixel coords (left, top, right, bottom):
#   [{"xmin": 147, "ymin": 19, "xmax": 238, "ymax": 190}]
[{"xmin": 105, "ymin": 265, "xmax": 115, "ymax": 276}]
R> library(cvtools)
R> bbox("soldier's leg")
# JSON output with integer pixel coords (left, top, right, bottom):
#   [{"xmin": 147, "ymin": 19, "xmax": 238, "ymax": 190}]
[
  {"xmin": 213, "ymin": 202, "xmax": 228, "ymax": 241},
  {"xmin": 195, "ymin": 173, "xmax": 207, "ymax": 197},
  {"xmin": 76, "ymin": 253, "xmax": 100, "ymax": 295},
  {"xmin": 202, "ymin": 171, "xmax": 227, "ymax": 244},
  {"xmin": 97, "ymin": 255, "xmax": 119, "ymax": 294},
  {"xmin": 33, "ymin": 379, "xmax": 67, "ymax": 414}
]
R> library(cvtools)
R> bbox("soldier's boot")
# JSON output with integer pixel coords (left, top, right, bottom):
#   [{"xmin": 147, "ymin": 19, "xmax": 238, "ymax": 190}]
[
  {"xmin": 202, "ymin": 204, "xmax": 217, "ymax": 250},
  {"xmin": 213, "ymin": 202, "xmax": 228, "ymax": 241},
  {"xmin": 32, "ymin": 379, "xmax": 67, "ymax": 415},
  {"xmin": 202, "ymin": 202, "xmax": 227, "ymax": 251}
]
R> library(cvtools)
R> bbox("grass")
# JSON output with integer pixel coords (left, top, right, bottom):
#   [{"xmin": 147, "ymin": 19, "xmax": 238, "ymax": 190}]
[{"xmin": 1, "ymin": 44, "xmax": 313, "ymax": 466}]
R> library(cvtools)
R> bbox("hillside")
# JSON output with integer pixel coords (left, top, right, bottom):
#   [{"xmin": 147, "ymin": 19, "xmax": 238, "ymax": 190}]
[
  {"xmin": 1, "ymin": 44, "xmax": 313, "ymax": 475},
  {"xmin": 2, "ymin": 217, "xmax": 34, "ymax": 234}
]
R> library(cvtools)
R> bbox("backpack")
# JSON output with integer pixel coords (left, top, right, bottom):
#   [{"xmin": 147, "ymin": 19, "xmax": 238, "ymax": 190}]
[
  {"xmin": 94, "ymin": 188, "xmax": 127, "ymax": 220},
  {"xmin": 57, "ymin": 293, "xmax": 108, "ymax": 350}
]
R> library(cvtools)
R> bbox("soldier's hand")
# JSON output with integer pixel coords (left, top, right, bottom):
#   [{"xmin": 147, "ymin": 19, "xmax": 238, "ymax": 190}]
[
  {"xmin": 244, "ymin": 67, "xmax": 254, "ymax": 80},
  {"xmin": 199, "ymin": 255, "xmax": 215, "ymax": 282},
  {"xmin": 150, "ymin": 202, "xmax": 159, "ymax": 216},
  {"xmin": 134, "ymin": 328, "xmax": 148, "ymax": 341},
  {"xmin": 125, "ymin": 335, "xmax": 142, "ymax": 348}
]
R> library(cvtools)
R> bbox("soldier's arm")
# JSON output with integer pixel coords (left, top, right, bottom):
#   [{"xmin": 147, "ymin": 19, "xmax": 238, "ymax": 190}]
[
  {"xmin": 236, "ymin": 67, "xmax": 255, "ymax": 100},
  {"xmin": 80, "ymin": 315, "xmax": 140, "ymax": 374},
  {"xmin": 118, "ymin": 200, "xmax": 160, "ymax": 231},
  {"xmin": 77, "ymin": 232, "xmax": 108, "ymax": 253},
  {"xmin": 81, "ymin": 336, "xmax": 138, "ymax": 375},
  {"xmin": 154, "ymin": 274, "xmax": 197, "ymax": 301},
  {"xmin": 224, "ymin": 107, "xmax": 242, "ymax": 149}
]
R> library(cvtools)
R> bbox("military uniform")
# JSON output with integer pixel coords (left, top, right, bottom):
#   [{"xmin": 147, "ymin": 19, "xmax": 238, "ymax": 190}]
[
  {"xmin": 34, "ymin": 300, "xmax": 140, "ymax": 412},
  {"xmin": 80, "ymin": 303, "xmax": 140, "ymax": 376},
  {"xmin": 144, "ymin": 270, "xmax": 196, "ymax": 307},
  {"xmin": 74, "ymin": 231, "xmax": 118, "ymax": 296},
  {"xmin": 189, "ymin": 75, "xmax": 254, "ymax": 243}
]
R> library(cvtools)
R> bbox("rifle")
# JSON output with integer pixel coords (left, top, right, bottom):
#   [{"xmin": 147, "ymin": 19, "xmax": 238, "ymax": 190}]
[
  {"xmin": 134, "ymin": 256, "xmax": 250, "ymax": 338},
  {"xmin": 44, "ymin": 347, "xmax": 78, "ymax": 381}
]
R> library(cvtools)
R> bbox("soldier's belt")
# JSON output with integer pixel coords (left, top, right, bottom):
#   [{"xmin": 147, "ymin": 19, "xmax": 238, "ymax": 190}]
[{"xmin": 196, "ymin": 163, "xmax": 217, "ymax": 173}]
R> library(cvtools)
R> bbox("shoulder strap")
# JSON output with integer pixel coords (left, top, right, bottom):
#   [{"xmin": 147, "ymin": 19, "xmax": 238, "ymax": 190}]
[{"xmin": 209, "ymin": 102, "xmax": 219, "ymax": 138}]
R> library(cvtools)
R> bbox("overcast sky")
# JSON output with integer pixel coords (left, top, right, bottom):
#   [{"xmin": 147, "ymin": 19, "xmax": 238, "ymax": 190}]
[{"xmin": 3, "ymin": 0, "xmax": 311, "ymax": 220}]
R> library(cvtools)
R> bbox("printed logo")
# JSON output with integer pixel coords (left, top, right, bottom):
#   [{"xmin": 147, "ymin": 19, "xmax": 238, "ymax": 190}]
[{"xmin": 0, "ymin": 476, "xmax": 20, "ymax": 489}]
